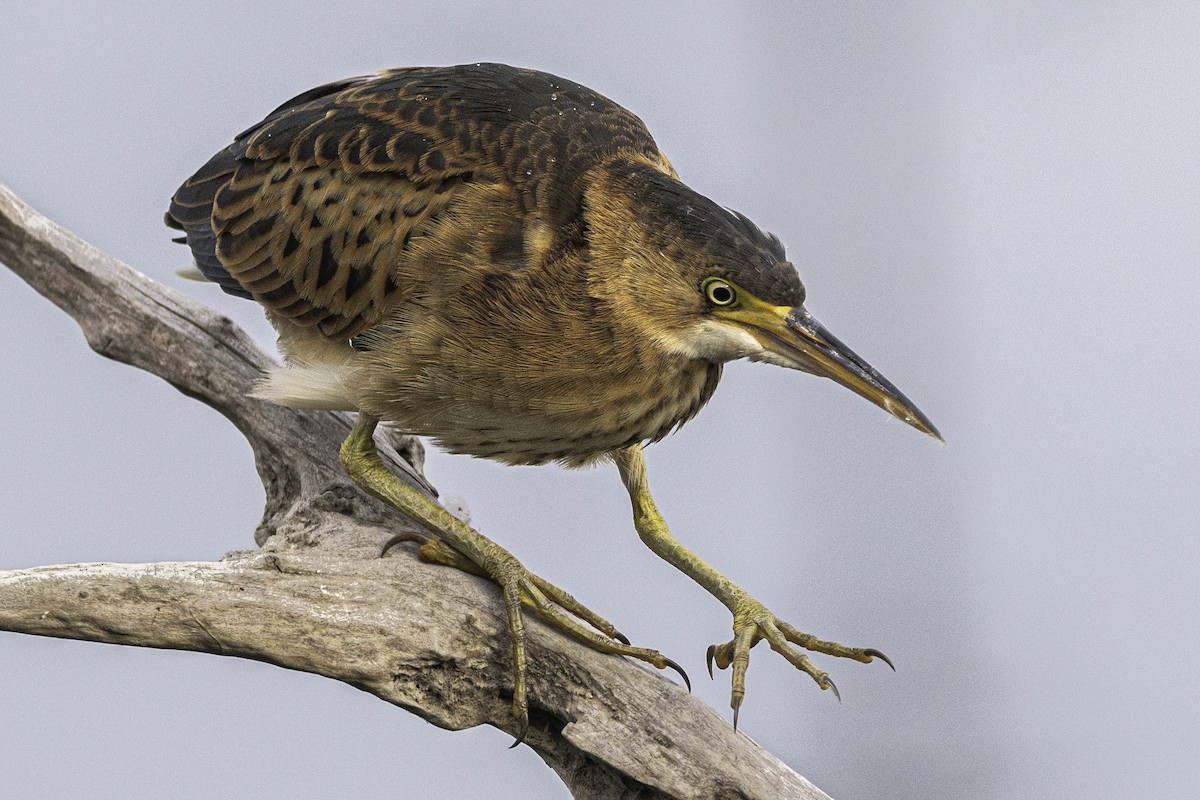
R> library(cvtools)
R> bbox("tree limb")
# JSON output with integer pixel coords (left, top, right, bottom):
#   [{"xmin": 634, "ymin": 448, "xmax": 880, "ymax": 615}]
[{"xmin": 0, "ymin": 184, "xmax": 832, "ymax": 800}]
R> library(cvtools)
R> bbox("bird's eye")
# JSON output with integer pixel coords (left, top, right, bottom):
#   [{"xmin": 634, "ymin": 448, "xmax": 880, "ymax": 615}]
[{"xmin": 703, "ymin": 277, "xmax": 737, "ymax": 307}]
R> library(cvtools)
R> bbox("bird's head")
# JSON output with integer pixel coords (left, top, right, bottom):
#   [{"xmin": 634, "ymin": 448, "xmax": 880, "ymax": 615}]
[{"xmin": 587, "ymin": 158, "xmax": 941, "ymax": 441}]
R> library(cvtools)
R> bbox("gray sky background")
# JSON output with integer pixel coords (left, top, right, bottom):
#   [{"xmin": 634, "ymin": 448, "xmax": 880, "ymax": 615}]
[{"xmin": 2, "ymin": 3, "xmax": 1198, "ymax": 798}]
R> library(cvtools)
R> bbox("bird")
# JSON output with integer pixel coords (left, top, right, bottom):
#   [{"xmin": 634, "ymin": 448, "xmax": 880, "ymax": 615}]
[{"xmin": 166, "ymin": 62, "xmax": 940, "ymax": 738}]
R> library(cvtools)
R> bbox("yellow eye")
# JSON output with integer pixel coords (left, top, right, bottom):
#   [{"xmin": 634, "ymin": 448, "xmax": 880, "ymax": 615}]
[{"xmin": 703, "ymin": 277, "xmax": 737, "ymax": 307}]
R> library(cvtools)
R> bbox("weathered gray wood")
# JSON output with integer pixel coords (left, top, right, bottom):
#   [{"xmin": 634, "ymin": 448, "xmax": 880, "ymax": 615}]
[{"xmin": 0, "ymin": 183, "xmax": 832, "ymax": 800}]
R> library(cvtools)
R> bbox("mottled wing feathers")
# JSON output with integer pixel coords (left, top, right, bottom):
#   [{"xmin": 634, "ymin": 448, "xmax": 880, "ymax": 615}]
[
  {"xmin": 214, "ymin": 162, "xmax": 466, "ymax": 339},
  {"xmin": 168, "ymin": 72, "xmax": 469, "ymax": 338},
  {"xmin": 167, "ymin": 63, "xmax": 665, "ymax": 340}
]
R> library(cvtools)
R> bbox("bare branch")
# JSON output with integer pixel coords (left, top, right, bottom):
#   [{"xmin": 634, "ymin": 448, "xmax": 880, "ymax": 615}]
[{"xmin": 0, "ymin": 184, "xmax": 832, "ymax": 800}]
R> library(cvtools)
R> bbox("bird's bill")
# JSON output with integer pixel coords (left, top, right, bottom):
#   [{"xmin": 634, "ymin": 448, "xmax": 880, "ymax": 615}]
[{"xmin": 729, "ymin": 302, "xmax": 942, "ymax": 441}]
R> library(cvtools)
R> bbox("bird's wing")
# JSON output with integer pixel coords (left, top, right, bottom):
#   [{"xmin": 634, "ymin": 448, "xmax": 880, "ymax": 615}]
[
  {"xmin": 167, "ymin": 72, "xmax": 476, "ymax": 340},
  {"xmin": 166, "ymin": 64, "xmax": 666, "ymax": 341}
]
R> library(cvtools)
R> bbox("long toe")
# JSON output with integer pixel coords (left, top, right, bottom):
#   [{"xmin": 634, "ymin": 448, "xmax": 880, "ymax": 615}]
[{"xmin": 706, "ymin": 602, "xmax": 891, "ymax": 727}]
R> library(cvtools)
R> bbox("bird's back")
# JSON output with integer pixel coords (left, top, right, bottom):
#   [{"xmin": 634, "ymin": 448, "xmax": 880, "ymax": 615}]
[{"xmin": 166, "ymin": 63, "xmax": 672, "ymax": 341}]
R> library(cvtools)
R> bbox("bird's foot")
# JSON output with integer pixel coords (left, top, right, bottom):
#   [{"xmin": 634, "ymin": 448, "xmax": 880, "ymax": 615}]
[
  {"xmin": 345, "ymin": 420, "xmax": 685, "ymax": 744},
  {"xmin": 381, "ymin": 531, "xmax": 689, "ymax": 744},
  {"xmin": 705, "ymin": 595, "xmax": 892, "ymax": 730}
]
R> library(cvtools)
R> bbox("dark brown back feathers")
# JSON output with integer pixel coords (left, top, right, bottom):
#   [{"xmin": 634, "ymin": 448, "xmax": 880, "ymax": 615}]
[{"xmin": 166, "ymin": 63, "xmax": 666, "ymax": 339}]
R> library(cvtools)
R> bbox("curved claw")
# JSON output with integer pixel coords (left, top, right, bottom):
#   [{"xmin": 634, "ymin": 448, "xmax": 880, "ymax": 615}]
[
  {"xmin": 663, "ymin": 657, "xmax": 692, "ymax": 693},
  {"xmin": 705, "ymin": 644, "xmax": 717, "ymax": 680},
  {"xmin": 614, "ymin": 631, "xmax": 631, "ymax": 646},
  {"xmin": 864, "ymin": 647, "xmax": 895, "ymax": 671},
  {"xmin": 379, "ymin": 532, "xmax": 426, "ymax": 558},
  {"xmin": 821, "ymin": 676, "xmax": 841, "ymax": 702},
  {"xmin": 508, "ymin": 711, "xmax": 530, "ymax": 749},
  {"xmin": 732, "ymin": 702, "xmax": 741, "ymax": 732}
]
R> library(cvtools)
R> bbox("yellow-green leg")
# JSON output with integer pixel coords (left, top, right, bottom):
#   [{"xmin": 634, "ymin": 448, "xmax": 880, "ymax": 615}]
[
  {"xmin": 613, "ymin": 444, "xmax": 891, "ymax": 729},
  {"xmin": 340, "ymin": 416, "xmax": 687, "ymax": 742}
]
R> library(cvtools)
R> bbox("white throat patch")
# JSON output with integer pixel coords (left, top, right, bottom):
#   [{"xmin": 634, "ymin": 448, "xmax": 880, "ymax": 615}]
[{"xmin": 658, "ymin": 319, "xmax": 764, "ymax": 363}]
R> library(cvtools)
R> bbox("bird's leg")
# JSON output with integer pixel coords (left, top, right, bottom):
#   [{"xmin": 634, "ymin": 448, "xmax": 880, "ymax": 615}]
[
  {"xmin": 339, "ymin": 416, "xmax": 688, "ymax": 740},
  {"xmin": 613, "ymin": 444, "xmax": 891, "ymax": 728}
]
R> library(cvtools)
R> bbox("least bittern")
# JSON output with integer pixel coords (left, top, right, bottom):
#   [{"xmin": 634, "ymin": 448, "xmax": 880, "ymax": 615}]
[{"xmin": 167, "ymin": 63, "xmax": 940, "ymax": 738}]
